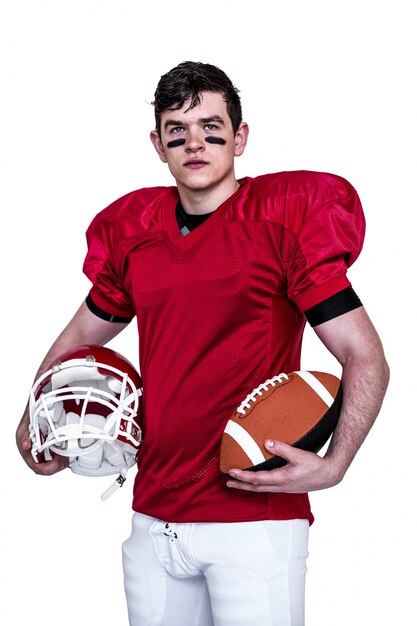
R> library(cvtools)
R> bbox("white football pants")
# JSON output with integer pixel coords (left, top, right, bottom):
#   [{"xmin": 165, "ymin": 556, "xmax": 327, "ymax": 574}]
[{"xmin": 122, "ymin": 512, "xmax": 309, "ymax": 626}]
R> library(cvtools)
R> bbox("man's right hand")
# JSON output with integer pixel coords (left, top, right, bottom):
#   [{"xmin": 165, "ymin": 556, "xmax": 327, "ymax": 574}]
[{"xmin": 16, "ymin": 410, "xmax": 69, "ymax": 475}]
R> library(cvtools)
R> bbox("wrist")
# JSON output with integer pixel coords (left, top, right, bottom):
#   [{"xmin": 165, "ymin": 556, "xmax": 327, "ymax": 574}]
[{"xmin": 322, "ymin": 454, "xmax": 347, "ymax": 487}]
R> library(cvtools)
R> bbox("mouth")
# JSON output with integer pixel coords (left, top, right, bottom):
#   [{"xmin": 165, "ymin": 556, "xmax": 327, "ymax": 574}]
[{"xmin": 183, "ymin": 160, "xmax": 208, "ymax": 169}]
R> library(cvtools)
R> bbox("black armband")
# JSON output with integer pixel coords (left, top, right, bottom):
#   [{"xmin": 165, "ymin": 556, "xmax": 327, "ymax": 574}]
[
  {"xmin": 304, "ymin": 287, "xmax": 362, "ymax": 327},
  {"xmin": 85, "ymin": 294, "xmax": 133, "ymax": 323}
]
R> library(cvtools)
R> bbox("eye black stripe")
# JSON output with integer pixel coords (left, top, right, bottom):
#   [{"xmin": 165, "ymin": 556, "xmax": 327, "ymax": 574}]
[
  {"xmin": 205, "ymin": 137, "xmax": 226, "ymax": 145},
  {"xmin": 167, "ymin": 138, "xmax": 186, "ymax": 148}
]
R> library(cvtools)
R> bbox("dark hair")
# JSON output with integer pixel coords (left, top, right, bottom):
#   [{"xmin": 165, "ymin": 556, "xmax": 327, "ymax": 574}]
[{"xmin": 152, "ymin": 61, "xmax": 242, "ymax": 135}]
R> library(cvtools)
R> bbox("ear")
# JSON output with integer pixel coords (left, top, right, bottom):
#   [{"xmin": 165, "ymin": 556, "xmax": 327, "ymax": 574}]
[
  {"xmin": 234, "ymin": 122, "xmax": 249, "ymax": 157},
  {"xmin": 150, "ymin": 130, "xmax": 168, "ymax": 163}
]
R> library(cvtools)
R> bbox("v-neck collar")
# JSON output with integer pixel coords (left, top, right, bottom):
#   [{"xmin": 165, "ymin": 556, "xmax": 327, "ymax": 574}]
[{"xmin": 162, "ymin": 179, "xmax": 248, "ymax": 251}]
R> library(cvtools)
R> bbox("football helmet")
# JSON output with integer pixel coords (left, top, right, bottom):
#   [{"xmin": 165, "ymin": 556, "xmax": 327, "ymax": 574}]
[{"xmin": 29, "ymin": 345, "xmax": 143, "ymax": 498}]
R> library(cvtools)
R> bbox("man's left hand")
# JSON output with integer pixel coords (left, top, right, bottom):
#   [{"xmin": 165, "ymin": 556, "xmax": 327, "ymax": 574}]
[{"xmin": 226, "ymin": 440, "xmax": 343, "ymax": 494}]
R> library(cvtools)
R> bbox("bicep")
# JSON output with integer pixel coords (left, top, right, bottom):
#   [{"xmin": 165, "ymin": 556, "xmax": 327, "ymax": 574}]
[
  {"xmin": 56, "ymin": 300, "xmax": 130, "ymax": 348},
  {"xmin": 29, "ymin": 300, "xmax": 131, "ymax": 386},
  {"xmin": 313, "ymin": 306, "xmax": 386, "ymax": 365}
]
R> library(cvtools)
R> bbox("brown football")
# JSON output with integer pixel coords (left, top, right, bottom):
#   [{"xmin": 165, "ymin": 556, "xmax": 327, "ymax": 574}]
[{"xmin": 220, "ymin": 371, "xmax": 342, "ymax": 473}]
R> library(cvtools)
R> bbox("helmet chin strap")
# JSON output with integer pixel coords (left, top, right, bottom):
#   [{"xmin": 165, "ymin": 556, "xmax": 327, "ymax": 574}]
[
  {"xmin": 100, "ymin": 466, "xmax": 129, "ymax": 501},
  {"xmin": 99, "ymin": 438, "xmax": 136, "ymax": 500}
]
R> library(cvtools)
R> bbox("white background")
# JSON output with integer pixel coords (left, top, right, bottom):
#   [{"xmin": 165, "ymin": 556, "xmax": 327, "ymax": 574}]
[{"xmin": 0, "ymin": 1, "xmax": 414, "ymax": 624}]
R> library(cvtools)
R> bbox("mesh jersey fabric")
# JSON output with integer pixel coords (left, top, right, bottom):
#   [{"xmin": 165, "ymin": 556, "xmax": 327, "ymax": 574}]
[{"xmin": 83, "ymin": 170, "xmax": 365, "ymax": 524}]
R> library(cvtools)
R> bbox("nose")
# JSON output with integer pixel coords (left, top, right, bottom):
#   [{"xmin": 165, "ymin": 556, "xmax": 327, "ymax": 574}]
[{"xmin": 185, "ymin": 127, "xmax": 205, "ymax": 153}]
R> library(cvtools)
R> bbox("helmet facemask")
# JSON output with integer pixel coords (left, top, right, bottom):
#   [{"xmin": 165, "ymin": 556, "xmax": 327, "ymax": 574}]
[{"xmin": 30, "ymin": 354, "xmax": 142, "ymax": 479}]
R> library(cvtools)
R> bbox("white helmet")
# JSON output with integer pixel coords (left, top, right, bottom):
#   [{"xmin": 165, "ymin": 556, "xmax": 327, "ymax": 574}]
[{"xmin": 29, "ymin": 345, "xmax": 143, "ymax": 498}]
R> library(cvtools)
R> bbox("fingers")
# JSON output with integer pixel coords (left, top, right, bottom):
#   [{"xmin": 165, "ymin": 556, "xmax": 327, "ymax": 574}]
[
  {"xmin": 226, "ymin": 440, "xmax": 322, "ymax": 494},
  {"xmin": 227, "ymin": 440, "xmax": 301, "ymax": 483},
  {"xmin": 16, "ymin": 425, "xmax": 69, "ymax": 475},
  {"xmin": 227, "ymin": 470, "xmax": 286, "ymax": 493},
  {"xmin": 33, "ymin": 456, "xmax": 69, "ymax": 476},
  {"xmin": 22, "ymin": 451, "xmax": 69, "ymax": 476},
  {"xmin": 227, "ymin": 440, "xmax": 296, "ymax": 482},
  {"xmin": 263, "ymin": 439, "xmax": 300, "ymax": 462},
  {"xmin": 20, "ymin": 437, "xmax": 32, "ymax": 452},
  {"xmin": 227, "ymin": 466, "xmax": 289, "ymax": 491}
]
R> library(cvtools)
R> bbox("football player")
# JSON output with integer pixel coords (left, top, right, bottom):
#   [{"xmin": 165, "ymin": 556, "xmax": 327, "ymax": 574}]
[{"xmin": 16, "ymin": 61, "xmax": 389, "ymax": 626}]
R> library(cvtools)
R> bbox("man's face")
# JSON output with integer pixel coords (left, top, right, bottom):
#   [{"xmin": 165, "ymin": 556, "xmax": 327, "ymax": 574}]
[{"xmin": 150, "ymin": 91, "xmax": 248, "ymax": 195}]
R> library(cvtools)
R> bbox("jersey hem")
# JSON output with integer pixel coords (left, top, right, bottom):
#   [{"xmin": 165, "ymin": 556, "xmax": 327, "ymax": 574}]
[
  {"xmin": 131, "ymin": 505, "xmax": 314, "ymax": 526},
  {"xmin": 294, "ymin": 275, "xmax": 351, "ymax": 312},
  {"xmin": 89, "ymin": 287, "xmax": 136, "ymax": 320}
]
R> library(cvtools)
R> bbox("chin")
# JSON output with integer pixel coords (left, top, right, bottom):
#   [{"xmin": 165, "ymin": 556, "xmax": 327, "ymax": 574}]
[
  {"xmin": 179, "ymin": 174, "xmax": 215, "ymax": 192},
  {"xmin": 179, "ymin": 170, "xmax": 231, "ymax": 193}
]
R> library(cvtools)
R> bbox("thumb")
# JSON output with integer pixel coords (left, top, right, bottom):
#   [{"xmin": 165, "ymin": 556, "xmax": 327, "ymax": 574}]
[{"xmin": 264, "ymin": 439, "xmax": 299, "ymax": 462}]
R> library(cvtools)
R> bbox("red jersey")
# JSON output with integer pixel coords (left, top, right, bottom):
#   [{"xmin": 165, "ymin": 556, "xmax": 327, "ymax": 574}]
[{"xmin": 83, "ymin": 171, "xmax": 365, "ymax": 523}]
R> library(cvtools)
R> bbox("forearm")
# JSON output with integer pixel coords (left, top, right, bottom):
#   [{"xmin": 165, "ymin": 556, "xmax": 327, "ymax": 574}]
[
  {"xmin": 324, "ymin": 351, "xmax": 389, "ymax": 480},
  {"xmin": 315, "ymin": 307, "xmax": 390, "ymax": 480}
]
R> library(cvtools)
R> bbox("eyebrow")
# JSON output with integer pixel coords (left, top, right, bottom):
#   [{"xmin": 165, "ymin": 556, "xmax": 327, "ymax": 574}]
[
  {"xmin": 200, "ymin": 116, "xmax": 225, "ymax": 125},
  {"xmin": 164, "ymin": 115, "xmax": 225, "ymax": 130}
]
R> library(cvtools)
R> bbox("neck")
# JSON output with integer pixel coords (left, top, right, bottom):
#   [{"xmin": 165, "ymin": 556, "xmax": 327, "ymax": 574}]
[{"xmin": 177, "ymin": 175, "xmax": 240, "ymax": 215}]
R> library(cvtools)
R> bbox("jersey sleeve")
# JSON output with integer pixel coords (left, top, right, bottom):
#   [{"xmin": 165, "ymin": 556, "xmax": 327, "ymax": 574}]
[
  {"xmin": 286, "ymin": 179, "xmax": 365, "ymax": 313},
  {"xmin": 83, "ymin": 216, "xmax": 136, "ymax": 321}
]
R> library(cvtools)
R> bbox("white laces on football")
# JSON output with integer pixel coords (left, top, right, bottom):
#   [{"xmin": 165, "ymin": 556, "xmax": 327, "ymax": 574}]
[{"xmin": 237, "ymin": 373, "xmax": 289, "ymax": 415}]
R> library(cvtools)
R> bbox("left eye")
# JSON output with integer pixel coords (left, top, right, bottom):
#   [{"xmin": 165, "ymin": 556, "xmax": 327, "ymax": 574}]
[{"xmin": 204, "ymin": 124, "xmax": 217, "ymax": 131}]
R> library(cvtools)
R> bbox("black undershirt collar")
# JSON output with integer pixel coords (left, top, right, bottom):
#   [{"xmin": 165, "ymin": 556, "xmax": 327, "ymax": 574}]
[{"xmin": 175, "ymin": 201, "xmax": 215, "ymax": 236}]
